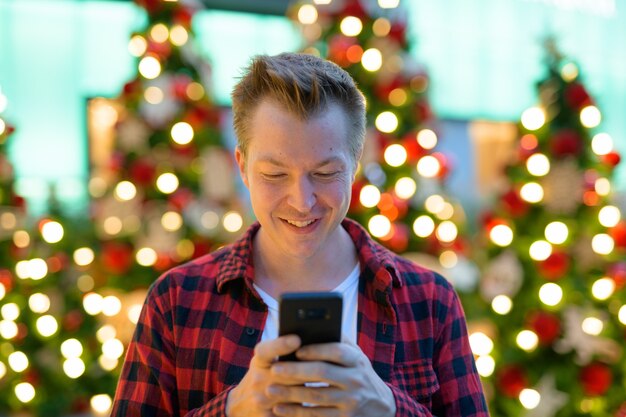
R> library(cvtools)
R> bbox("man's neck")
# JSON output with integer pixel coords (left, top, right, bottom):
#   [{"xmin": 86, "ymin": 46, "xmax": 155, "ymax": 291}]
[{"xmin": 252, "ymin": 226, "xmax": 358, "ymax": 299}]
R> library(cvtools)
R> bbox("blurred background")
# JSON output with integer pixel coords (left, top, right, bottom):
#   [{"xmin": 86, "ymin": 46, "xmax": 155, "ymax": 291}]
[{"xmin": 0, "ymin": 0, "xmax": 625, "ymax": 416}]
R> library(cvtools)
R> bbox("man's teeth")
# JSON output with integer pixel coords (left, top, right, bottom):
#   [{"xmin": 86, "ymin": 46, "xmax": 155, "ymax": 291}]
[{"xmin": 286, "ymin": 219, "xmax": 315, "ymax": 227}]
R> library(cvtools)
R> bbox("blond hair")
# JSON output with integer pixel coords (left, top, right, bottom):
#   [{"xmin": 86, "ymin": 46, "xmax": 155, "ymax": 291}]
[{"xmin": 231, "ymin": 53, "xmax": 366, "ymax": 164}]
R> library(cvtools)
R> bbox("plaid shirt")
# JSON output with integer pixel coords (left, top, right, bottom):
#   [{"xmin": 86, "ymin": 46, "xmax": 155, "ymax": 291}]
[{"xmin": 111, "ymin": 218, "xmax": 488, "ymax": 416}]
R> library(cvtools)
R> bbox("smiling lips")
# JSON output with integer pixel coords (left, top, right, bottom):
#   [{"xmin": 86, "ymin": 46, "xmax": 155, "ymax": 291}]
[{"xmin": 284, "ymin": 219, "xmax": 317, "ymax": 228}]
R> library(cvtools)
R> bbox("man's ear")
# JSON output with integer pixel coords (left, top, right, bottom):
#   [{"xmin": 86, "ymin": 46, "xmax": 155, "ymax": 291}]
[{"xmin": 234, "ymin": 147, "xmax": 249, "ymax": 187}]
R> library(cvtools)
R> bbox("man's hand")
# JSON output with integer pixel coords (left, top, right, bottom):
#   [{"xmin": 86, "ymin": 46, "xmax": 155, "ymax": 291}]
[
  {"xmin": 226, "ymin": 335, "xmax": 301, "ymax": 417},
  {"xmin": 266, "ymin": 342, "xmax": 396, "ymax": 417}
]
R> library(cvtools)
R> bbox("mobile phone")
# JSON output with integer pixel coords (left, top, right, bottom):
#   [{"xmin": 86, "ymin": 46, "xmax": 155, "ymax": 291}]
[{"xmin": 278, "ymin": 292, "xmax": 343, "ymax": 361}]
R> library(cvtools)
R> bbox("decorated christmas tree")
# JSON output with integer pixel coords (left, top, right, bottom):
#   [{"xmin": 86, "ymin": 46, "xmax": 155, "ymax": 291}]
[
  {"xmin": 1, "ymin": 91, "xmax": 118, "ymax": 415},
  {"xmin": 471, "ymin": 43, "xmax": 626, "ymax": 416},
  {"xmin": 290, "ymin": 0, "xmax": 475, "ymax": 288},
  {"xmin": 90, "ymin": 0, "xmax": 247, "ymax": 292}
]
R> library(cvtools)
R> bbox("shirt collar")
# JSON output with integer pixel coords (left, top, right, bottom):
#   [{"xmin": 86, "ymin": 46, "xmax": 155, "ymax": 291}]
[{"xmin": 215, "ymin": 218, "xmax": 401, "ymax": 293}]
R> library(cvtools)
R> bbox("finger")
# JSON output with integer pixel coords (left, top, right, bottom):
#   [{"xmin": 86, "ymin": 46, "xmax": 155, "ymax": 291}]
[
  {"xmin": 273, "ymin": 402, "xmax": 339, "ymax": 417},
  {"xmin": 267, "ymin": 385, "xmax": 341, "ymax": 407},
  {"xmin": 252, "ymin": 335, "xmax": 301, "ymax": 368},
  {"xmin": 295, "ymin": 343, "xmax": 360, "ymax": 367},
  {"xmin": 271, "ymin": 361, "xmax": 347, "ymax": 388}
]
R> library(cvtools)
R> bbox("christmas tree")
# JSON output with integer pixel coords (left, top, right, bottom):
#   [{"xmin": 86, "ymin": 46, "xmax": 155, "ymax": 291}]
[
  {"xmin": 90, "ymin": 0, "xmax": 248, "ymax": 292},
  {"xmin": 1, "ymin": 91, "xmax": 118, "ymax": 415},
  {"xmin": 290, "ymin": 0, "xmax": 475, "ymax": 288},
  {"xmin": 471, "ymin": 43, "xmax": 626, "ymax": 416}
]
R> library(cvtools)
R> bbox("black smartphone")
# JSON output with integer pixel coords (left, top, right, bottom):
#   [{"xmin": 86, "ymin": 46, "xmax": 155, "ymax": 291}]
[{"xmin": 278, "ymin": 291, "xmax": 343, "ymax": 361}]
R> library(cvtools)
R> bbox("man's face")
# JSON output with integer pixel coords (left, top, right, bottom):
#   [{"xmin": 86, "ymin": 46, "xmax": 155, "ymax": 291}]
[{"xmin": 236, "ymin": 99, "xmax": 356, "ymax": 262}]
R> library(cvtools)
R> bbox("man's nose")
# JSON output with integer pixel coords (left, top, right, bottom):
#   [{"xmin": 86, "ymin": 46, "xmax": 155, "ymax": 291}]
[{"xmin": 288, "ymin": 176, "xmax": 317, "ymax": 213}]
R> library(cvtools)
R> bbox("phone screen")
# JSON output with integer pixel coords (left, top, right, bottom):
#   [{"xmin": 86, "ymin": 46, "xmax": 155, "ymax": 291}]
[{"xmin": 278, "ymin": 292, "xmax": 343, "ymax": 361}]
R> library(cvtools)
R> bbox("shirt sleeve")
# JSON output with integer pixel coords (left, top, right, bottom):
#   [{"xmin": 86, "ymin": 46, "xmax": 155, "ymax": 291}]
[
  {"xmin": 110, "ymin": 277, "xmax": 234, "ymax": 417},
  {"xmin": 387, "ymin": 276, "xmax": 489, "ymax": 417},
  {"xmin": 430, "ymin": 283, "xmax": 489, "ymax": 416}
]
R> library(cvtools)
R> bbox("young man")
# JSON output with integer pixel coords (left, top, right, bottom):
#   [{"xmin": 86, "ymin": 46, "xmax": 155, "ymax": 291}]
[{"xmin": 111, "ymin": 53, "xmax": 489, "ymax": 417}]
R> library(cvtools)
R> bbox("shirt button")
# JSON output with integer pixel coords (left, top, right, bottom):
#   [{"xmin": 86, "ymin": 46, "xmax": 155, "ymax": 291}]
[{"xmin": 246, "ymin": 328, "xmax": 256, "ymax": 336}]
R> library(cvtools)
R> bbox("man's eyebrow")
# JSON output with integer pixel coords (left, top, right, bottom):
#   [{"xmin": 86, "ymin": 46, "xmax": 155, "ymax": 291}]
[{"xmin": 256, "ymin": 156, "xmax": 346, "ymax": 168}]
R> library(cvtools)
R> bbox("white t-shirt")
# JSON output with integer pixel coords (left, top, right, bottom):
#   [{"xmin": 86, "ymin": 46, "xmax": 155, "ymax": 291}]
[{"xmin": 253, "ymin": 262, "xmax": 360, "ymax": 345}]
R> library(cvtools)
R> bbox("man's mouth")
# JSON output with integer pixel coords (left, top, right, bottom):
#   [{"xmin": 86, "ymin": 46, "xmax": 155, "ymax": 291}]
[{"xmin": 284, "ymin": 219, "xmax": 317, "ymax": 228}]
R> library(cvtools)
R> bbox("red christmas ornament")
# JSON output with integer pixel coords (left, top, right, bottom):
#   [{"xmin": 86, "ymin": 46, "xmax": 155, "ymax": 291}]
[
  {"xmin": 122, "ymin": 79, "xmax": 142, "ymax": 97},
  {"xmin": 579, "ymin": 362, "xmax": 612, "ymax": 396},
  {"xmin": 496, "ymin": 364, "xmax": 528, "ymax": 398},
  {"xmin": 387, "ymin": 223, "xmax": 409, "ymax": 253},
  {"xmin": 63, "ymin": 309, "xmax": 84, "ymax": 332},
  {"xmin": 602, "ymin": 151, "xmax": 622, "ymax": 168},
  {"xmin": 173, "ymin": 6, "xmax": 194, "ymax": 28},
  {"xmin": 608, "ymin": 262, "xmax": 626, "ymax": 289},
  {"xmin": 609, "ymin": 221, "xmax": 626, "ymax": 249},
  {"xmin": 145, "ymin": 42, "xmax": 171, "ymax": 60},
  {"xmin": 432, "ymin": 152, "xmax": 450, "ymax": 179},
  {"xmin": 135, "ymin": 0, "xmax": 162, "ymax": 15},
  {"xmin": 538, "ymin": 251, "xmax": 570, "ymax": 280},
  {"xmin": 388, "ymin": 22, "xmax": 408, "ymax": 46},
  {"xmin": 172, "ymin": 75, "xmax": 192, "ymax": 101},
  {"xmin": 339, "ymin": 0, "xmax": 367, "ymax": 19},
  {"xmin": 169, "ymin": 188, "xmax": 194, "ymax": 210},
  {"xmin": 414, "ymin": 100, "xmax": 433, "ymax": 122},
  {"xmin": 615, "ymin": 402, "xmax": 626, "ymax": 417},
  {"xmin": 549, "ymin": 129, "xmax": 583, "ymax": 157},
  {"xmin": 374, "ymin": 76, "xmax": 403, "ymax": 102},
  {"xmin": 154, "ymin": 252, "xmax": 173, "ymax": 271},
  {"xmin": 192, "ymin": 239, "xmax": 213, "ymax": 258},
  {"xmin": 564, "ymin": 82, "xmax": 592, "ymax": 110},
  {"xmin": 130, "ymin": 158, "xmax": 156, "ymax": 187},
  {"xmin": 401, "ymin": 134, "xmax": 425, "ymax": 162},
  {"xmin": 327, "ymin": 34, "xmax": 356, "ymax": 68},
  {"xmin": 101, "ymin": 241, "xmax": 134, "ymax": 275},
  {"xmin": 501, "ymin": 188, "xmax": 529, "ymax": 217},
  {"xmin": 349, "ymin": 180, "xmax": 365, "ymax": 213},
  {"xmin": 0, "ymin": 269, "xmax": 14, "ymax": 293},
  {"xmin": 527, "ymin": 311, "xmax": 561, "ymax": 345}
]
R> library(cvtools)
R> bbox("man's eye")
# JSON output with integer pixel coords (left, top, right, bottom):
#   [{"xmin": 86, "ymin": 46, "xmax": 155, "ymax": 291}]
[
  {"xmin": 315, "ymin": 172, "xmax": 339, "ymax": 178},
  {"xmin": 262, "ymin": 173, "xmax": 286, "ymax": 179}
]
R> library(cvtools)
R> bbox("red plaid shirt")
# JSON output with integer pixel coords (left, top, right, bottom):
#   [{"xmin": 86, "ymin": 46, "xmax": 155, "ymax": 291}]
[{"xmin": 111, "ymin": 218, "xmax": 488, "ymax": 416}]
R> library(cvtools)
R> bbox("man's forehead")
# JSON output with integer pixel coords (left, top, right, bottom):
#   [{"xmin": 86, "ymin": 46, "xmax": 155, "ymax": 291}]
[{"xmin": 254, "ymin": 155, "xmax": 347, "ymax": 167}]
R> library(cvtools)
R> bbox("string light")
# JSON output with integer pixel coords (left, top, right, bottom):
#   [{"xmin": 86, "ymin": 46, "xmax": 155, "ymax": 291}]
[
  {"xmin": 376, "ymin": 111, "xmax": 399, "ymax": 133},
  {"xmin": 413, "ymin": 215, "xmax": 435, "ymax": 238},
  {"xmin": 171, "ymin": 121, "xmax": 194, "ymax": 145},
  {"xmin": 74, "ymin": 247, "xmax": 96, "ymax": 266},
  {"xmin": 591, "ymin": 233, "xmax": 614, "ymax": 255},
  {"xmin": 595, "ymin": 177, "xmax": 611, "ymax": 196},
  {"xmin": 520, "ymin": 182, "xmax": 544, "ymax": 203},
  {"xmin": 0, "ymin": 320, "xmax": 18, "ymax": 339},
  {"xmin": 83, "ymin": 292, "xmax": 104, "ymax": 315},
  {"xmin": 340, "ymin": 16, "xmax": 363, "ymax": 36},
  {"xmin": 1, "ymin": 303, "xmax": 20, "ymax": 321},
  {"xmin": 41, "ymin": 221, "xmax": 64, "ymax": 243},
  {"xmin": 492, "ymin": 295, "xmax": 513, "ymax": 315},
  {"xmin": 424, "ymin": 195, "xmax": 445, "ymax": 214},
  {"xmin": 361, "ymin": 48, "xmax": 383, "ymax": 71},
  {"xmin": 521, "ymin": 107, "xmax": 546, "ymax": 130},
  {"xmin": 102, "ymin": 338, "xmax": 125, "ymax": 360},
  {"xmin": 136, "ymin": 247, "xmax": 158, "ymax": 266},
  {"xmin": 115, "ymin": 181, "xmax": 137, "ymax": 201},
  {"xmin": 360, "ymin": 185, "xmax": 381, "ymax": 208},
  {"xmin": 394, "ymin": 177, "xmax": 417, "ymax": 199},
  {"xmin": 598, "ymin": 205, "xmax": 620, "ymax": 227},
  {"xmin": 539, "ymin": 283, "xmax": 563, "ymax": 306},
  {"xmin": 144, "ymin": 86, "xmax": 164, "ymax": 104},
  {"xmin": 516, "ymin": 330, "xmax": 539, "ymax": 351},
  {"xmin": 91, "ymin": 394, "xmax": 113, "ymax": 415},
  {"xmin": 61, "ymin": 339, "xmax": 84, "ymax": 359},
  {"xmin": 96, "ymin": 325, "xmax": 117, "ymax": 343},
  {"xmin": 102, "ymin": 296, "xmax": 122, "ymax": 317},
  {"xmin": 544, "ymin": 221, "xmax": 568, "ymax": 244},
  {"xmin": 223, "ymin": 211, "xmax": 244, "ymax": 233},
  {"xmin": 170, "ymin": 25, "xmax": 189, "ymax": 46},
  {"xmin": 529, "ymin": 240, "xmax": 552, "ymax": 261},
  {"xmin": 64, "ymin": 357, "xmax": 86, "ymax": 378},
  {"xmin": 13, "ymin": 230, "xmax": 30, "ymax": 248},
  {"xmin": 469, "ymin": 332, "xmax": 494, "ymax": 356},
  {"xmin": 128, "ymin": 35, "xmax": 147, "ymax": 57},
  {"xmin": 8, "ymin": 351, "xmax": 29, "ymax": 372},
  {"xmin": 378, "ymin": 0, "xmax": 400, "ymax": 8},
  {"xmin": 591, "ymin": 133, "xmax": 613, "ymax": 155},
  {"xmin": 368, "ymin": 215, "xmax": 391, "ymax": 238},
  {"xmin": 439, "ymin": 250, "xmax": 458, "ymax": 268},
  {"xmin": 475, "ymin": 355, "xmax": 495, "ymax": 377},
  {"xmin": 29, "ymin": 293, "xmax": 51, "ymax": 314},
  {"xmin": 372, "ymin": 18, "xmax": 391, "ymax": 37},
  {"xmin": 383, "ymin": 144, "xmax": 407, "ymax": 166},
  {"xmin": 138, "ymin": 56, "xmax": 162, "ymax": 80},
  {"xmin": 15, "ymin": 382, "xmax": 35, "ymax": 403},
  {"xmin": 581, "ymin": 317, "xmax": 603, "ymax": 335},
  {"xmin": 417, "ymin": 129, "xmax": 438, "ymax": 149},
  {"xmin": 162, "ymin": 211, "xmax": 183, "ymax": 231},
  {"xmin": 489, "ymin": 224, "xmax": 514, "ymax": 247},
  {"xmin": 580, "ymin": 105, "xmax": 601, "ymax": 128},
  {"xmin": 156, "ymin": 172, "xmax": 179, "ymax": 194},
  {"xmin": 36, "ymin": 315, "xmax": 59, "ymax": 337},
  {"xmin": 526, "ymin": 153, "xmax": 550, "ymax": 176},
  {"xmin": 618, "ymin": 305, "xmax": 626, "ymax": 325},
  {"xmin": 519, "ymin": 389, "xmax": 541, "ymax": 409},
  {"xmin": 591, "ymin": 277, "xmax": 615, "ymax": 300},
  {"xmin": 436, "ymin": 221, "xmax": 458, "ymax": 243},
  {"xmin": 150, "ymin": 23, "xmax": 169, "ymax": 43},
  {"xmin": 416, "ymin": 155, "xmax": 440, "ymax": 178},
  {"xmin": 297, "ymin": 4, "xmax": 318, "ymax": 24}
]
